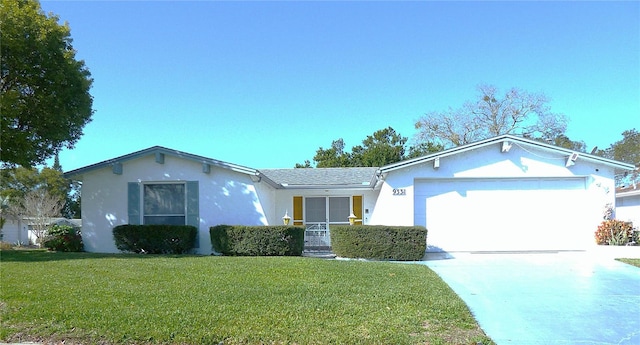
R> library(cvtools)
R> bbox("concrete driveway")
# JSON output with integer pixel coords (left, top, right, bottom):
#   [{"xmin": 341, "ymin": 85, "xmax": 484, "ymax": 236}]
[{"xmin": 422, "ymin": 247, "xmax": 640, "ymax": 345}]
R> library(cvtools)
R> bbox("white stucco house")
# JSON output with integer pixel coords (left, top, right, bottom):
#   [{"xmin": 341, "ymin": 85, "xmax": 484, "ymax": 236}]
[
  {"xmin": 616, "ymin": 187, "xmax": 640, "ymax": 229},
  {"xmin": 1, "ymin": 217, "xmax": 81, "ymax": 245},
  {"xmin": 64, "ymin": 135, "xmax": 635, "ymax": 254}
]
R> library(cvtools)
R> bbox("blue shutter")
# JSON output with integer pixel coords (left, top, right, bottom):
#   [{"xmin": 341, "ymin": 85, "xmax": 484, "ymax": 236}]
[
  {"xmin": 127, "ymin": 182, "xmax": 141, "ymax": 224},
  {"xmin": 186, "ymin": 181, "xmax": 199, "ymax": 247}
]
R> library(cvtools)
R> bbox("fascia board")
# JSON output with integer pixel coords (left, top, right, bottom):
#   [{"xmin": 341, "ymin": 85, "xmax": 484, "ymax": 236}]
[
  {"xmin": 617, "ymin": 189, "xmax": 640, "ymax": 198},
  {"xmin": 64, "ymin": 146, "xmax": 260, "ymax": 179},
  {"xmin": 380, "ymin": 135, "xmax": 636, "ymax": 173},
  {"xmin": 278, "ymin": 184, "xmax": 376, "ymax": 190}
]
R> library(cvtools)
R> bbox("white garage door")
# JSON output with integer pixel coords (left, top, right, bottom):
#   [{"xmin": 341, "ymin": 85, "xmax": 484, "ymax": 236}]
[{"xmin": 415, "ymin": 178, "xmax": 589, "ymax": 252}]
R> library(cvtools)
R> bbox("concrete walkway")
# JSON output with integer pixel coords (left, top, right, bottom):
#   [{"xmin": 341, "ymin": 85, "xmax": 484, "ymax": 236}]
[{"xmin": 422, "ymin": 247, "xmax": 640, "ymax": 345}]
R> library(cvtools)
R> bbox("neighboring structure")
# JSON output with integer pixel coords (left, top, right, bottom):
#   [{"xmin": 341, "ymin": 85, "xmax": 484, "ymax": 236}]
[
  {"xmin": 1, "ymin": 217, "xmax": 81, "ymax": 245},
  {"xmin": 616, "ymin": 186, "xmax": 640, "ymax": 229},
  {"xmin": 64, "ymin": 134, "xmax": 635, "ymax": 254}
]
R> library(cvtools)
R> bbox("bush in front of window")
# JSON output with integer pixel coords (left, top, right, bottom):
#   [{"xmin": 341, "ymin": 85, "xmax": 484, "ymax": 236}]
[
  {"xmin": 210, "ymin": 225, "xmax": 304, "ymax": 256},
  {"xmin": 43, "ymin": 225, "xmax": 83, "ymax": 252},
  {"xmin": 113, "ymin": 225, "xmax": 197, "ymax": 254},
  {"xmin": 331, "ymin": 225, "xmax": 427, "ymax": 261}
]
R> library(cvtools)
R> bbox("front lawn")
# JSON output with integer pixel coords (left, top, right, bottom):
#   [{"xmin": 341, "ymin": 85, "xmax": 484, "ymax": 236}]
[
  {"xmin": 617, "ymin": 258, "xmax": 640, "ymax": 268},
  {"xmin": 0, "ymin": 250, "xmax": 492, "ymax": 345}
]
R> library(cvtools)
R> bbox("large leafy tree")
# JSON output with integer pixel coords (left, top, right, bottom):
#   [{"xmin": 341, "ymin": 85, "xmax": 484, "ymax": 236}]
[
  {"xmin": 296, "ymin": 127, "xmax": 442, "ymax": 168},
  {"xmin": 605, "ymin": 129, "xmax": 640, "ymax": 167},
  {"xmin": 597, "ymin": 129, "xmax": 640, "ymax": 187},
  {"xmin": 0, "ymin": 164, "xmax": 79, "ymax": 219},
  {"xmin": 351, "ymin": 127, "xmax": 407, "ymax": 167},
  {"xmin": 552, "ymin": 134, "xmax": 586, "ymax": 152},
  {"xmin": 1, "ymin": 0, "xmax": 93, "ymax": 167},
  {"xmin": 415, "ymin": 84, "xmax": 567, "ymax": 147}
]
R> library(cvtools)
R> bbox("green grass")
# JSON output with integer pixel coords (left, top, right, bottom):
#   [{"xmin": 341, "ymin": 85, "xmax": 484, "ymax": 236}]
[
  {"xmin": 616, "ymin": 258, "xmax": 640, "ymax": 268},
  {"xmin": 0, "ymin": 250, "xmax": 492, "ymax": 345}
]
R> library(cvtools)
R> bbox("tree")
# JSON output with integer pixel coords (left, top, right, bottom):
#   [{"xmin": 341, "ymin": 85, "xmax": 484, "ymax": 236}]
[
  {"xmin": 415, "ymin": 84, "xmax": 567, "ymax": 147},
  {"xmin": 1, "ymin": 0, "xmax": 93, "ymax": 167},
  {"xmin": 351, "ymin": 127, "xmax": 407, "ymax": 167},
  {"xmin": 9, "ymin": 189, "xmax": 63, "ymax": 246},
  {"xmin": 606, "ymin": 129, "xmax": 640, "ymax": 167},
  {"xmin": 599, "ymin": 129, "xmax": 640, "ymax": 187},
  {"xmin": 0, "ymin": 165, "xmax": 79, "ymax": 218},
  {"xmin": 406, "ymin": 142, "xmax": 445, "ymax": 159},
  {"xmin": 313, "ymin": 139, "xmax": 353, "ymax": 168},
  {"xmin": 296, "ymin": 127, "xmax": 443, "ymax": 168},
  {"xmin": 551, "ymin": 134, "xmax": 586, "ymax": 152}
]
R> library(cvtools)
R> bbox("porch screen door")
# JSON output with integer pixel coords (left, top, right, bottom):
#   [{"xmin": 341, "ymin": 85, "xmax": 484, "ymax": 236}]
[
  {"xmin": 304, "ymin": 197, "xmax": 328, "ymax": 250},
  {"xmin": 304, "ymin": 196, "xmax": 350, "ymax": 250}
]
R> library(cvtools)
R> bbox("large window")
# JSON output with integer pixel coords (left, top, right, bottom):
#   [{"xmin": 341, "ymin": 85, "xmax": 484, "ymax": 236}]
[
  {"xmin": 143, "ymin": 183, "xmax": 186, "ymax": 225},
  {"xmin": 303, "ymin": 196, "xmax": 351, "ymax": 224},
  {"xmin": 328, "ymin": 197, "xmax": 350, "ymax": 223}
]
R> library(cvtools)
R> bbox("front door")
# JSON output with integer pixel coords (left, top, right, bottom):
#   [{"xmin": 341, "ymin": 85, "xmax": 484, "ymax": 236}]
[{"xmin": 304, "ymin": 196, "xmax": 350, "ymax": 250}]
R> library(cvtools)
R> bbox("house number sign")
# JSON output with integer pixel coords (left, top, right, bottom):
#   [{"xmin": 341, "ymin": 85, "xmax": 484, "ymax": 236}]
[{"xmin": 392, "ymin": 188, "xmax": 406, "ymax": 195}]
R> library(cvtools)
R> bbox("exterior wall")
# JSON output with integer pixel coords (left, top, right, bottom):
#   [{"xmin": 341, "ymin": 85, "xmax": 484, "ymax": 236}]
[
  {"xmin": 369, "ymin": 143, "xmax": 617, "ymax": 231},
  {"xmin": 81, "ymin": 154, "xmax": 274, "ymax": 254},
  {"xmin": 616, "ymin": 191, "xmax": 640, "ymax": 228},
  {"xmin": 0, "ymin": 218, "xmax": 28, "ymax": 245}
]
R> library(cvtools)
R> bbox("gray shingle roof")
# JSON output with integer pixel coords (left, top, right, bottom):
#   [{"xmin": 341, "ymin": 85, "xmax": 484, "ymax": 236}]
[{"xmin": 259, "ymin": 167, "xmax": 379, "ymax": 188}]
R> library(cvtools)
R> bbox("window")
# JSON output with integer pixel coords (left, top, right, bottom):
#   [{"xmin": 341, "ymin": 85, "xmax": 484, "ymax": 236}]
[
  {"xmin": 305, "ymin": 197, "xmax": 326, "ymax": 223},
  {"xmin": 328, "ymin": 197, "xmax": 350, "ymax": 223},
  {"xmin": 302, "ymin": 196, "xmax": 351, "ymax": 224},
  {"xmin": 143, "ymin": 183, "xmax": 186, "ymax": 225}
]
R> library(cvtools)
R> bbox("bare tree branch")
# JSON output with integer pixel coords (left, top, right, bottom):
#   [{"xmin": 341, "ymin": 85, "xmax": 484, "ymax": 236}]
[
  {"xmin": 9, "ymin": 189, "xmax": 63, "ymax": 246},
  {"xmin": 415, "ymin": 84, "xmax": 568, "ymax": 147}
]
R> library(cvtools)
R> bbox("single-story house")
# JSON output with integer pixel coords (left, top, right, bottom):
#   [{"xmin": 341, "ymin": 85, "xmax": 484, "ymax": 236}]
[
  {"xmin": 1, "ymin": 217, "xmax": 82, "ymax": 245},
  {"xmin": 616, "ymin": 186, "xmax": 640, "ymax": 229},
  {"xmin": 64, "ymin": 134, "xmax": 635, "ymax": 254}
]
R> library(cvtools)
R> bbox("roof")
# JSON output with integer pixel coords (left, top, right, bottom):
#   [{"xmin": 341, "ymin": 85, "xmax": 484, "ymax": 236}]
[
  {"xmin": 259, "ymin": 167, "xmax": 380, "ymax": 189},
  {"xmin": 616, "ymin": 185, "xmax": 640, "ymax": 198},
  {"xmin": 20, "ymin": 217, "xmax": 82, "ymax": 227},
  {"xmin": 64, "ymin": 146, "xmax": 267, "ymax": 181},
  {"xmin": 63, "ymin": 135, "xmax": 635, "ymax": 189},
  {"xmin": 380, "ymin": 134, "xmax": 636, "ymax": 173}
]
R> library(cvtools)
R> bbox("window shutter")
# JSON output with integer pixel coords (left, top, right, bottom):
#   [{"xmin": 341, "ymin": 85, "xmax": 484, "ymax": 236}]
[
  {"xmin": 353, "ymin": 195, "xmax": 363, "ymax": 225},
  {"xmin": 127, "ymin": 182, "xmax": 141, "ymax": 224},
  {"xmin": 293, "ymin": 196, "xmax": 303, "ymax": 225},
  {"xmin": 186, "ymin": 181, "xmax": 200, "ymax": 247}
]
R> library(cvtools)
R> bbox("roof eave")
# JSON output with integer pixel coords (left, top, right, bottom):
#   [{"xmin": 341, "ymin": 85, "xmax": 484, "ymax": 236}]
[
  {"xmin": 380, "ymin": 135, "xmax": 635, "ymax": 173},
  {"xmin": 279, "ymin": 183, "xmax": 376, "ymax": 190},
  {"xmin": 64, "ymin": 146, "xmax": 260, "ymax": 179},
  {"xmin": 616, "ymin": 189, "xmax": 640, "ymax": 197}
]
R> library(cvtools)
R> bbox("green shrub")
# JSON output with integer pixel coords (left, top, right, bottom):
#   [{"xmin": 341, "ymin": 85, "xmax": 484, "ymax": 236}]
[
  {"xmin": 43, "ymin": 225, "xmax": 83, "ymax": 252},
  {"xmin": 331, "ymin": 225, "xmax": 427, "ymax": 261},
  {"xmin": 113, "ymin": 225, "xmax": 197, "ymax": 254},
  {"xmin": 594, "ymin": 220, "xmax": 634, "ymax": 245},
  {"xmin": 210, "ymin": 225, "xmax": 304, "ymax": 256}
]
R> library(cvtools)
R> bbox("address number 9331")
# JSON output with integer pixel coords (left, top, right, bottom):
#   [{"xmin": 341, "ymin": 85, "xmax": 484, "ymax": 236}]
[{"xmin": 392, "ymin": 188, "xmax": 406, "ymax": 195}]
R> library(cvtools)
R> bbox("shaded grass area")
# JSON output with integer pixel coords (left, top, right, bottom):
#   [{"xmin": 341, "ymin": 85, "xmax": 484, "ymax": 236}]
[
  {"xmin": 0, "ymin": 250, "xmax": 492, "ymax": 345},
  {"xmin": 616, "ymin": 258, "xmax": 640, "ymax": 268}
]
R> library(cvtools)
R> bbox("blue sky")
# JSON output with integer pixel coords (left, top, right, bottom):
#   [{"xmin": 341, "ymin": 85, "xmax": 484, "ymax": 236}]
[{"xmin": 40, "ymin": 1, "xmax": 639, "ymax": 171}]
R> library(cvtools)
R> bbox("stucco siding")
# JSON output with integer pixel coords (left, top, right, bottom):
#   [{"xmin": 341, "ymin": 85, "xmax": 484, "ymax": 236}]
[
  {"xmin": 369, "ymin": 141, "xmax": 617, "ymax": 250},
  {"xmin": 616, "ymin": 192, "xmax": 640, "ymax": 229},
  {"xmin": 1, "ymin": 219, "xmax": 28, "ymax": 245},
  {"xmin": 80, "ymin": 154, "xmax": 272, "ymax": 254}
]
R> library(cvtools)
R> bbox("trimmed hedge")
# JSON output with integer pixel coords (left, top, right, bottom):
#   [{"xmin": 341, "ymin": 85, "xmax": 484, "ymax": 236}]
[
  {"xmin": 331, "ymin": 225, "xmax": 427, "ymax": 261},
  {"xmin": 113, "ymin": 224, "xmax": 197, "ymax": 254},
  {"xmin": 43, "ymin": 225, "xmax": 83, "ymax": 252},
  {"xmin": 210, "ymin": 225, "xmax": 304, "ymax": 256}
]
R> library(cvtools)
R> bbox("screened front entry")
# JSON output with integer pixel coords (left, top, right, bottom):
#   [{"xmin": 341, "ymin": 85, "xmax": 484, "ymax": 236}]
[{"xmin": 293, "ymin": 196, "xmax": 363, "ymax": 250}]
